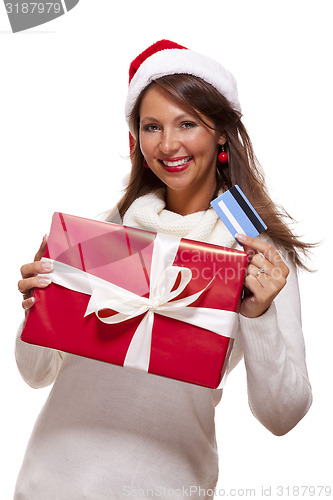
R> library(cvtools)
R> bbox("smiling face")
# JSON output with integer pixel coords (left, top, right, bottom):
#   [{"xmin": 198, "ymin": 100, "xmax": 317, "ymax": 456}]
[{"xmin": 139, "ymin": 85, "xmax": 226, "ymax": 214}]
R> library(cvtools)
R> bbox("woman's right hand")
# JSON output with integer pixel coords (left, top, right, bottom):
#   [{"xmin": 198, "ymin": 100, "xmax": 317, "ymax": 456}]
[{"xmin": 18, "ymin": 235, "xmax": 53, "ymax": 312}]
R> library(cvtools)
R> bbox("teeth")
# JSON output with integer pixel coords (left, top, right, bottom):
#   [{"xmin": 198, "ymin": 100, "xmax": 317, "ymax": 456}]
[{"xmin": 163, "ymin": 156, "xmax": 191, "ymax": 167}]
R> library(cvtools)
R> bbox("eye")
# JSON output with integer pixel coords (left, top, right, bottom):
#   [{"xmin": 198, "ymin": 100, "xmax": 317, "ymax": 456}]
[
  {"xmin": 180, "ymin": 121, "xmax": 197, "ymax": 129},
  {"xmin": 141, "ymin": 124, "xmax": 160, "ymax": 132}
]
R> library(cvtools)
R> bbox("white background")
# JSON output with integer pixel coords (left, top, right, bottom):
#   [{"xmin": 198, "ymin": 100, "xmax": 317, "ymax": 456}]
[{"xmin": 1, "ymin": 0, "xmax": 331, "ymax": 498}]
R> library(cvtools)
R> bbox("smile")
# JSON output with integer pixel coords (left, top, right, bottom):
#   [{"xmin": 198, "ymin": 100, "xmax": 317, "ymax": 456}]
[
  {"xmin": 161, "ymin": 156, "xmax": 192, "ymax": 167},
  {"xmin": 159, "ymin": 156, "xmax": 193, "ymax": 172}
]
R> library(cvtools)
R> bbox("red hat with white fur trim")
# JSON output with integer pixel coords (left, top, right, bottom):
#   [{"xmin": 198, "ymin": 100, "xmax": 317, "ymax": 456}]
[{"xmin": 125, "ymin": 39, "xmax": 241, "ymax": 133}]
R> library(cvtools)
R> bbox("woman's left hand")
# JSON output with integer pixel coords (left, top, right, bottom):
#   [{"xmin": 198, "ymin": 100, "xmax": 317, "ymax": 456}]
[{"xmin": 236, "ymin": 233, "xmax": 290, "ymax": 318}]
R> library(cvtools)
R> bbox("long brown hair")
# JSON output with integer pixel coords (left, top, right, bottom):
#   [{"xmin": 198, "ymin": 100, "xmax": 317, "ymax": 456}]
[{"xmin": 116, "ymin": 74, "xmax": 313, "ymax": 270}]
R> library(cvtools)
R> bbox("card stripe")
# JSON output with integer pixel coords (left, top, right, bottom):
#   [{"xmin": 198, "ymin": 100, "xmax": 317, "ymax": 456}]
[
  {"xmin": 218, "ymin": 190, "xmax": 258, "ymax": 237},
  {"xmin": 210, "ymin": 200, "xmax": 241, "ymax": 238},
  {"xmin": 229, "ymin": 186, "xmax": 266, "ymax": 233},
  {"xmin": 217, "ymin": 199, "xmax": 246, "ymax": 235}
]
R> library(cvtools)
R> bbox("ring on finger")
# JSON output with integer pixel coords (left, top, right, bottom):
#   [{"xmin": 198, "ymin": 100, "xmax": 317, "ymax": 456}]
[{"xmin": 255, "ymin": 268, "xmax": 265, "ymax": 279}]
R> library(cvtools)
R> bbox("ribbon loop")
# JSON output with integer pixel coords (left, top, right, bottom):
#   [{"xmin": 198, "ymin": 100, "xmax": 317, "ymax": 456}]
[{"xmin": 152, "ymin": 265, "xmax": 192, "ymax": 306}]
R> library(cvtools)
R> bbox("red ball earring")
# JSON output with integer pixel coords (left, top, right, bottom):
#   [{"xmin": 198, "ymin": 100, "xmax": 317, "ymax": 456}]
[
  {"xmin": 218, "ymin": 144, "xmax": 228, "ymax": 164},
  {"xmin": 143, "ymin": 160, "xmax": 150, "ymax": 169}
]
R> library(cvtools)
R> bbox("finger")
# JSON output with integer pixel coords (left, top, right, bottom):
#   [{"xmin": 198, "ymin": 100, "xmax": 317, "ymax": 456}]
[
  {"xmin": 22, "ymin": 296, "xmax": 36, "ymax": 311},
  {"xmin": 34, "ymin": 234, "xmax": 48, "ymax": 262},
  {"xmin": 236, "ymin": 233, "xmax": 286, "ymax": 268},
  {"xmin": 245, "ymin": 276, "xmax": 279, "ymax": 313},
  {"xmin": 20, "ymin": 259, "xmax": 53, "ymax": 279},
  {"xmin": 246, "ymin": 264, "xmax": 271, "ymax": 287},
  {"xmin": 246, "ymin": 266, "xmax": 287, "ymax": 305},
  {"xmin": 18, "ymin": 276, "xmax": 52, "ymax": 296},
  {"xmin": 238, "ymin": 234, "xmax": 279, "ymax": 263},
  {"xmin": 250, "ymin": 253, "xmax": 289, "ymax": 282},
  {"xmin": 244, "ymin": 273, "xmax": 266, "ymax": 294},
  {"xmin": 247, "ymin": 263, "xmax": 264, "ymax": 279},
  {"xmin": 248, "ymin": 263, "xmax": 287, "ymax": 295},
  {"xmin": 250, "ymin": 253, "xmax": 275, "ymax": 276}
]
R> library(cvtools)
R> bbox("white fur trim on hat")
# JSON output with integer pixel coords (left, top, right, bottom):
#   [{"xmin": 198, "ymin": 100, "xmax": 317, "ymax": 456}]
[{"xmin": 125, "ymin": 48, "xmax": 241, "ymax": 132}]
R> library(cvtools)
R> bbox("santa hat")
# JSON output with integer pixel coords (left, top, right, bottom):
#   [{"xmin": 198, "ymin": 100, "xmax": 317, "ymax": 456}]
[{"xmin": 125, "ymin": 39, "xmax": 241, "ymax": 132}]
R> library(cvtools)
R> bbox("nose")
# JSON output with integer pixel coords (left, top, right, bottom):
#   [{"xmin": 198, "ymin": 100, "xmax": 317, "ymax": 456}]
[{"xmin": 159, "ymin": 128, "xmax": 180, "ymax": 155}]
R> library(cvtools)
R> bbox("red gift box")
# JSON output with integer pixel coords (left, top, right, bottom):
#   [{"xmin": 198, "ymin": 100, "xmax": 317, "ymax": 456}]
[{"xmin": 21, "ymin": 213, "xmax": 249, "ymax": 389}]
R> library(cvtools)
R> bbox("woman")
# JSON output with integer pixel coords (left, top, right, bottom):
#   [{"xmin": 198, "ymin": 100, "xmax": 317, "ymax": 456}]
[{"xmin": 15, "ymin": 40, "xmax": 312, "ymax": 499}]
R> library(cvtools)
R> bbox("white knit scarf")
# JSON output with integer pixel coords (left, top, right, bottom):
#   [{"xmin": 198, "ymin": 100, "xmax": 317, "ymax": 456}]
[{"xmin": 123, "ymin": 188, "xmax": 237, "ymax": 249}]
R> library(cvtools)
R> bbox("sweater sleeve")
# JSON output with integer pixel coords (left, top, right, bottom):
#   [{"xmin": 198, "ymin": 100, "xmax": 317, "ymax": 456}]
[
  {"xmin": 15, "ymin": 319, "xmax": 63, "ymax": 389},
  {"xmin": 239, "ymin": 255, "xmax": 312, "ymax": 436}
]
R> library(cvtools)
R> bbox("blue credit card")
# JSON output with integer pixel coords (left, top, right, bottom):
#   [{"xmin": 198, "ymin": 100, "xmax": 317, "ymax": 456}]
[{"xmin": 211, "ymin": 185, "xmax": 267, "ymax": 242}]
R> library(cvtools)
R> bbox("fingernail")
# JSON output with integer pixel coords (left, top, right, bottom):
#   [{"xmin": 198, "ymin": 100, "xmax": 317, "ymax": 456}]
[
  {"xmin": 23, "ymin": 297, "xmax": 35, "ymax": 310},
  {"xmin": 42, "ymin": 261, "xmax": 53, "ymax": 271},
  {"xmin": 39, "ymin": 277, "xmax": 52, "ymax": 286},
  {"xmin": 236, "ymin": 233, "xmax": 247, "ymax": 242}
]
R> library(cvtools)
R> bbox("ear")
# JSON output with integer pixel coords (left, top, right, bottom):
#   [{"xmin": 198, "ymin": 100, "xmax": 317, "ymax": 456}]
[{"xmin": 217, "ymin": 133, "xmax": 227, "ymax": 146}]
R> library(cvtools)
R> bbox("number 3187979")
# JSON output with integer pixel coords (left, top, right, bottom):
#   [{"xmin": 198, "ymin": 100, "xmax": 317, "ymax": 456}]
[{"xmin": 5, "ymin": 3, "xmax": 61, "ymax": 14}]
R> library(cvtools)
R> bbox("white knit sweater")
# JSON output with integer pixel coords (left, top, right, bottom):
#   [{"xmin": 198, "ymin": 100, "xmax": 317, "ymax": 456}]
[{"xmin": 14, "ymin": 189, "xmax": 312, "ymax": 499}]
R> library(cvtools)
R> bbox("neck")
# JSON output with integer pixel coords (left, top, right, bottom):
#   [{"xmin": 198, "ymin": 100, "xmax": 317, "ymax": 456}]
[{"xmin": 165, "ymin": 184, "xmax": 216, "ymax": 215}]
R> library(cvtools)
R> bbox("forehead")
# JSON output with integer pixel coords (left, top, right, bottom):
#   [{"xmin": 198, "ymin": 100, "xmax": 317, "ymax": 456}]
[{"xmin": 139, "ymin": 86, "xmax": 195, "ymax": 118}]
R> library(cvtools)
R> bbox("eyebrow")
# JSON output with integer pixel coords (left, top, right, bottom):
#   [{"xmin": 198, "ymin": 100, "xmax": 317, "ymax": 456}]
[
  {"xmin": 140, "ymin": 117, "xmax": 160, "ymax": 123},
  {"xmin": 140, "ymin": 113, "xmax": 197, "ymax": 124}
]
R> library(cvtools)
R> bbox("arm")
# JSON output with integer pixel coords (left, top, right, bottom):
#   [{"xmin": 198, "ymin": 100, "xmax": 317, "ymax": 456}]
[
  {"xmin": 237, "ymin": 235, "xmax": 312, "ymax": 435},
  {"xmin": 15, "ymin": 320, "xmax": 63, "ymax": 388}
]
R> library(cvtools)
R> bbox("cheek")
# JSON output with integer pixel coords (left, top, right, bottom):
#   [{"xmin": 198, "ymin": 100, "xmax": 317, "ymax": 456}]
[
  {"xmin": 139, "ymin": 133, "xmax": 155, "ymax": 159},
  {"xmin": 138, "ymin": 134, "xmax": 146, "ymax": 157},
  {"xmin": 189, "ymin": 131, "xmax": 219, "ymax": 157}
]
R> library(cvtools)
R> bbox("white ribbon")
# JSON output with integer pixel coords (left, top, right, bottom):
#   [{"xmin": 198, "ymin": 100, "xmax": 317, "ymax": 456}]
[{"xmin": 40, "ymin": 233, "xmax": 238, "ymax": 387}]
